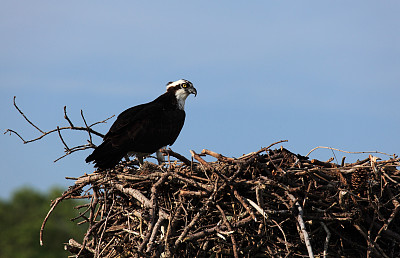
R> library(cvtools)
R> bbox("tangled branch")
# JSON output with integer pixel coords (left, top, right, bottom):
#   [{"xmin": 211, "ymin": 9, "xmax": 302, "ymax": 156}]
[
  {"xmin": 41, "ymin": 145, "xmax": 400, "ymax": 257},
  {"xmin": 4, "ymin": 96, "xmax": 114, "ymax": 162}
]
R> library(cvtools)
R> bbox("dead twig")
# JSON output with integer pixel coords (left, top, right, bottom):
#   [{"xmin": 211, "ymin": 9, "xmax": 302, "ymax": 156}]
[
  {"xmin": 287, "ymin": 193, "xmax": 314, "ymax": 258},
  {"xmin": 5, "ymin": 96, "xmax": 114, "ymax": 161},
  {"xmin": 306, "ymin": 146, "xmax": 394, "ymax": 158}
]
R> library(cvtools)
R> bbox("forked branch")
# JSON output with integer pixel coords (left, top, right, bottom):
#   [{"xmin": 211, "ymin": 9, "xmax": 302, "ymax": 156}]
[{"xmin": 4, "ymin": 96, "xmax": 114, "ymax": 162}]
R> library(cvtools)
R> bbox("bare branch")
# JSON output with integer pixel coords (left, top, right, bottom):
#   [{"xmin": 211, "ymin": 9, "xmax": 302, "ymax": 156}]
[
  {"xmin": 80, "ymin": 109, "xmax": 93, "ymax": 144},
  {"xmin": 287, "ymin": 193, "xmax": 315, "ymax": 258},
  {"xmin": 237, "ymin": 139, "xmax": 288, "ymax": 160},
  {"xmin": 306, "ymin": 146, "xmax": 394, "ymax": 158},
  {"xmin": 160, "ymin": 148, "xmax": 191, "ymax": 166},
  {"xmin": 3, "ymin": 129, "xmax": 27, "ymax": 143},
  {"xmin": 64, "ymin": 106, "xmax": 74, "ymax": 127},
  {"xmin": 57, "ymin": 126, "xmax": 70, "ymax": 152},
  {"xmin": 5, "ymin": 96, "xmax": 115, "ymax": 161},
  {"xmin": 13, "ymin": 96, "xmax": 45, "ymax": 134}
]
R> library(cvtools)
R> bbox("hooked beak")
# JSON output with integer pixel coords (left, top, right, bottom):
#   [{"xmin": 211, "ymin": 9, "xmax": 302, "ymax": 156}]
[{"xmin": 189, "ymin": 87, "xmax": 197, "ymax": 97}]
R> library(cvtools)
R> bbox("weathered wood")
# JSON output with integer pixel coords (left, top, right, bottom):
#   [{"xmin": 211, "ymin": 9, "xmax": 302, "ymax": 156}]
[{"xmin": 40, "ymin": 146, "xmax": 399, "ymax": 257}]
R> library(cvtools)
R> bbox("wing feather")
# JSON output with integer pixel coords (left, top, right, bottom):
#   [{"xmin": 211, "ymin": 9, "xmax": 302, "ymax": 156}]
[
  {"xmin": 105, "ymin": 102, "xmax": 185, "ymax": 154},
  {"xmin": 86, "ymin": 92, "xmax": 187, "ymax": 169}
]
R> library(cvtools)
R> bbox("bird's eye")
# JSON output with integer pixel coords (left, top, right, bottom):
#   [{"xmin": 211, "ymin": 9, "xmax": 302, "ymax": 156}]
[{"xmin": 182, "ymin": 83, "xmax": 187, "ymax": 88}]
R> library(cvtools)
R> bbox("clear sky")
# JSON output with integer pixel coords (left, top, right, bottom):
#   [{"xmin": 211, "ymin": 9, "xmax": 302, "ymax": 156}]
[{"xmin": 1, "ymin": 1, "xmax": 399, "ymax": 199}]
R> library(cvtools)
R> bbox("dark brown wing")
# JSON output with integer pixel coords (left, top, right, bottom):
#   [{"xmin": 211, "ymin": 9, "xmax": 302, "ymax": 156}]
[
  {"xmin": 104, "ymin": 103, "xmax": 148, "ymax": 139},
  {"xmin": 86, "ymin": 101, "xmax": 185, "ymax": 168},
  {"xmin": 107, "ymin": 103, "xmax": 185, "ymax": 153}
]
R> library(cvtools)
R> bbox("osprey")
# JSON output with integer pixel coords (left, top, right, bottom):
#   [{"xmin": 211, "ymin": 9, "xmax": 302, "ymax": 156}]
[{"xmin": 86, "ymin": 79, "xmax": 197, "ymax": 169}]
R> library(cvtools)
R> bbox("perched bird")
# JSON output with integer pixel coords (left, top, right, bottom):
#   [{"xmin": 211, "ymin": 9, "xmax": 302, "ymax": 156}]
[{"xmin": 86, "ymin": 79, "xmax": 197, "ymax": 169}]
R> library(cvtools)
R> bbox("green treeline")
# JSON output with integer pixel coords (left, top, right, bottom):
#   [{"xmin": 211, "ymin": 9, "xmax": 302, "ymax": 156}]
[{"xmin": 0, "ymin": 187, "xmax": 87, "ymax": 258}]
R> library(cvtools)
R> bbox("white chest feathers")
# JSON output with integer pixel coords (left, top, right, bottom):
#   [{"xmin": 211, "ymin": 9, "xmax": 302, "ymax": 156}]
[{"xmin": 175, "ymin": 88, "xmax": 190, "ymax": 110}]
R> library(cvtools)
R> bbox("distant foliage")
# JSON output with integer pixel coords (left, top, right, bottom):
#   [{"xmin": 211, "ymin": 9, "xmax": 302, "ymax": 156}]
[{"xmin": 0, "ymin": 187, "xmax": 87, "ymax": 258}]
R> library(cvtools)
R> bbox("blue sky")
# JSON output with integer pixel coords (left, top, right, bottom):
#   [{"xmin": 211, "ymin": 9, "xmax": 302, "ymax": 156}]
[{"xmin": 1, "ymin": 1, "xmax": 399, "ymax": 199}]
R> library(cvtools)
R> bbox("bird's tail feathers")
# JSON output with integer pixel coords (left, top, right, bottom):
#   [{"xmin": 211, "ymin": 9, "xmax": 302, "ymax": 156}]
[{"xmin": 85, "ymin": 141, "xmax": 125, "ymax": 169}]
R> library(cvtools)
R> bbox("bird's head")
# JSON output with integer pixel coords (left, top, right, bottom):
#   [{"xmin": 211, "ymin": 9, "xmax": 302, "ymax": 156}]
[
  {"xmin": 166, "ymin": 79, "xmax": 197, "ymax": 96},
  {"xmin": 166, "ymin": 79, "xmax": 197, "ymax": 110}
]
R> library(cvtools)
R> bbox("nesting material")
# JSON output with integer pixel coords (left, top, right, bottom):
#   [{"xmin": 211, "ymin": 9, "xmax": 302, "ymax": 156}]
[{"xmin": 41, "ymin": 145, "xmax": 400, "ymax": 257}]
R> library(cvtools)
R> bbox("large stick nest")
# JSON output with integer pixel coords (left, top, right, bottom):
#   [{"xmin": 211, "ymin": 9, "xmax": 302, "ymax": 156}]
[
  {"xmin": 7, "ymin": 97, "xmax": 399, "ymax": 257},
  {"xmin": 41, "ymin": 143, "xmax": 400, "ymax": 258}
]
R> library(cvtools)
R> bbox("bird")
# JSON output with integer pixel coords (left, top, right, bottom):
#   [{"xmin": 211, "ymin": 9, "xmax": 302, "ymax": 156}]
[{"xmin": 85, "ymin": 79, "xmax": 197, "ymax": 169}]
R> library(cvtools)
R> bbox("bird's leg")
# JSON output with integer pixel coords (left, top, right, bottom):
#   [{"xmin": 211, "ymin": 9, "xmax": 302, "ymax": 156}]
[
  {"xmin": 137, "ymin": 155, "xmax": 145, "ymax": 167},
  {"xmin": 156, "ymin": 147, "xmax": 166, "ymax": 165}
]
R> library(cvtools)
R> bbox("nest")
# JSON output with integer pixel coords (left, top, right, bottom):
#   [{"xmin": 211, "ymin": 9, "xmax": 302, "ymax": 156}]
[{"xmin": 40, "ymin": 143, "xmax": 400, "ymax": 258}]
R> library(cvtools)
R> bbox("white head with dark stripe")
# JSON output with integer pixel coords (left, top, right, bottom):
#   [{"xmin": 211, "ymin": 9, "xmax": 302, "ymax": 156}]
[{"xmin": 166, "ymin": 79, "xmax": 197, "ymax": 110}]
